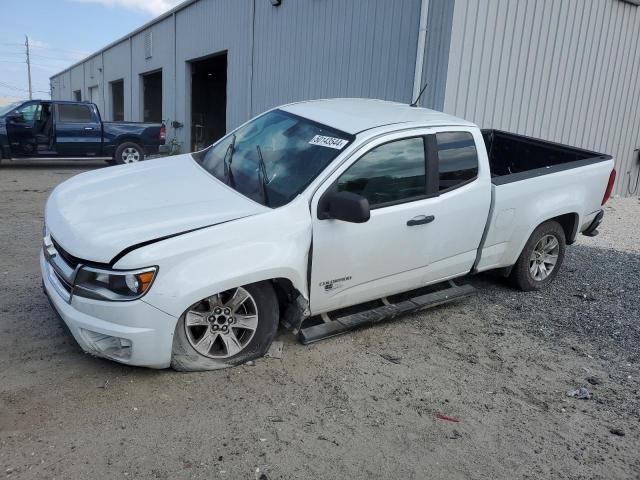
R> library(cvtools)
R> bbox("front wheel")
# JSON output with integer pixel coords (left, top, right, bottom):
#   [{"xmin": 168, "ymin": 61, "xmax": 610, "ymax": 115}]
[
  {"xmin": 114, "ymin": 142, "xmax": 144, "ymax": 165},
  {"xmin": 171, "ymin": 281, "xmax": 279, "ymax": 371},
  {"xmin": 509, "ymin": 220, "xmax": 566, "ymax": 291}
]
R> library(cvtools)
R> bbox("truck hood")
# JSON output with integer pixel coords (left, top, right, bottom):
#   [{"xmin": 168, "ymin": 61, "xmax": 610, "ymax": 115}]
[{"xmin": 45, "ymin": 154, "xmax": 269, "ymax": 264}]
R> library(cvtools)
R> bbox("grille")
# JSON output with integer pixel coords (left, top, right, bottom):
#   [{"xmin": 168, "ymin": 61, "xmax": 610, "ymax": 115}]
[{"xmin": 51, "ymin": 237, "xmax": 82, "ymax": 269}]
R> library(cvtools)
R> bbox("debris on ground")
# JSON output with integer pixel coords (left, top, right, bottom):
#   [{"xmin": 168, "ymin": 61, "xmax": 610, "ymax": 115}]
[
  {"xmin": 610, "ymin": 428, "xmax": 625, "ymax": 437},
  {"xmin": 586, "ymin": 376, "xmax": 602, "ymax": 385},
  {"xmin": 435, "ymin": 414, "xmax": 460, "ymax": 423},
  {"xmin": 379, "ymin": 353, "xmax": 402, "ymax": 364},
  {"xmin": 265, "ymin": 340, "xmax": 284, "ymax": 359},
  {"xmin": 566, "ymin": 387, "xmax": 592, "ymax": 399}
]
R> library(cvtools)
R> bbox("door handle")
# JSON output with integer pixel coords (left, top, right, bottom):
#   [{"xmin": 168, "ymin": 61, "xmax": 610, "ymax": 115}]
[
  {"xmin": 84, "ymin": 127, "xmax": 94, "ymax": 131},
  {"xmin": 406, "ymin": 215, "xmax": 435, "ymax": 226}
]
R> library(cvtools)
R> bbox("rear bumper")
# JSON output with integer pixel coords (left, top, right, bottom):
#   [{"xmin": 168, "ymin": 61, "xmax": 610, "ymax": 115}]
[
  {"xmin": 582, "ymin": 209, "xmax": 604, "ymax": 237},
  {"xmin": 40, "ymin": 250, "xmax": 177, "ymax": 368}
]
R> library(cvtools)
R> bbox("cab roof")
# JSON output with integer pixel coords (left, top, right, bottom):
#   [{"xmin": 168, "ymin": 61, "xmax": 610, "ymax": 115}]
[{"xmin": 280, "ymin": 98, "xmax": 476, "ymax": 135}]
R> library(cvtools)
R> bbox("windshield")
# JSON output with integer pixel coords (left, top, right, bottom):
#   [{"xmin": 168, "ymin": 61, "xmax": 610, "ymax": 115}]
[
  {"xmin": 194, "ymin": 109, "xmax": 354, "ymax": 208},
  {"xmin": 0, "ymin": 102, "xmax": 23, "ymax": 117}
]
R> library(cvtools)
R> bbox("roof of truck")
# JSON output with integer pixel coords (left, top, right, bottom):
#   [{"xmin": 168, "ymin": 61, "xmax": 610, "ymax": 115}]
[{"xmin": 280, "ymin": 98, "xmax": 476, "ymax": 135}]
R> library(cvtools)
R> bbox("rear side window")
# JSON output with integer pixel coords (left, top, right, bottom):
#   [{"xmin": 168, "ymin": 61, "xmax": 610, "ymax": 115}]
[
  {"xmin": 436, "ymin": 132, "xmax": 478, "ymax": 191},
  {"xmin": 337, "ymin": 137, "xmax": 426, "ymax": 207},
  {"xmin": 57, "ymin": 104, "xmax": 93, "ymax": 123}
]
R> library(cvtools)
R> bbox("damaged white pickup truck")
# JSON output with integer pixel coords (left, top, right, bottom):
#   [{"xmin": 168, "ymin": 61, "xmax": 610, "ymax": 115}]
[{"xmin": 41, "ymin": 99, "xmax": 616, "ymax": 370}]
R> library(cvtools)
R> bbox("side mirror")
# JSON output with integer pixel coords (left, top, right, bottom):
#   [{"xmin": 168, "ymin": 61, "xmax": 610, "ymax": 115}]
[
  {"xmin": 6, "ymin": 113, "xmax": 20, "ymax": 123},
  {"xmin": 320, "ymin": 190, "xmax": 370, "ymax": 223}
]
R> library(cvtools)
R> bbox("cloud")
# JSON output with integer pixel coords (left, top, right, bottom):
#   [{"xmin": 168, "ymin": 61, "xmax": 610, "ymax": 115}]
[
  {"xmin": 70, "ymin": 0, "xmax": 184, "ymax": 16},
  {"xmin": 29, "ymin": 38, "xmax": 49, "ymax": 49}
]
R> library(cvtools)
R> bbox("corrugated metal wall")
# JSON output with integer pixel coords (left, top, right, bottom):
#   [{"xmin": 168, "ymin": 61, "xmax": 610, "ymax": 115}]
[
  {"xmin": 102, "ymin": 40, "xmax": 132, "ymax": 120},
  {"xmin": 51, "ymin": 0, "xmax": 436, "ymax": 153},
  {"xmin": 250, "ymin": 0, "xmax": 422, "ymax": 115},
  {"xmin": 174, "ymin": 0, "xmax": 254, "ymax": 139},
  {"xmin": 444, "ymin": 0, "xmax": 640, "ymax": 196}
]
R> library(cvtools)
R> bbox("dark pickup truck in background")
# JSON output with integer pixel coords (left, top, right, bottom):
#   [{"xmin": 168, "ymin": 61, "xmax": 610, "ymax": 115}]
[{"xmin": 0, "ymin": 100, "xmax": 165, "ymax": 165}]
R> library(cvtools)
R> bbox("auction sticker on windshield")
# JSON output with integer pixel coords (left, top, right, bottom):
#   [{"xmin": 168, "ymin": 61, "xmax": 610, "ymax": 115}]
[{"xmin": 309, "ymin": 135, "xmax": 349, "ymax": 150}]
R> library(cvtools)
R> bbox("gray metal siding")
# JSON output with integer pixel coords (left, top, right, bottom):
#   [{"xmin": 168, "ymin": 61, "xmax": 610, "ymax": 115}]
[
  {"xmin": 174, "ymin": 0, "xmax": 253, "ymax": 138},
  {"xmin": 444, "ymin": 0, "xmax": 640, "ymax": 196},
  {"xmin": 421, "ymin": 0, "xmax": 455, "ymax": 110},
  {"xmin": 70, "ymin": 65, "xmax": 84, "ymax": 99},
  {"xmin": 84, "ymin": 55, "xmax": 104, "ymax": 114},
  {"xmin": 132, "ymin": 15, "xmax": 175, "ymax": 123},
  {"xmin": 251, "ymin": 0, "xmax": 422, "ymax": 116},
  {"xmin": 103, "ymin": 40, "xmax": 132, "ymax": 120}
]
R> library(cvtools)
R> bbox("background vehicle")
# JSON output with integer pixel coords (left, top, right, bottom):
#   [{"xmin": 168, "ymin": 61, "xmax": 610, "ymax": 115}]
[
  {"xmin": 0, "ymin": 100, "xmax": 165, "ymax": 165},
  {"xmin": 41, "ymin": 99, "xmax": 615, "ymax": 371}
]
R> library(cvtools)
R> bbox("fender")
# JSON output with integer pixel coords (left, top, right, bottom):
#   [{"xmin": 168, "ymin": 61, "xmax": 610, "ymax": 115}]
[{"xmin": 115, "ymin": 196, "xmax": 312, "ymax": 319}]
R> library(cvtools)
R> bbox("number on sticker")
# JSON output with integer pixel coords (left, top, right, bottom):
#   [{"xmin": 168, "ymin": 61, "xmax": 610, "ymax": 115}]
[{"xmin": 309, "ymin": 135, "xmax": 349, "ymax": 150}]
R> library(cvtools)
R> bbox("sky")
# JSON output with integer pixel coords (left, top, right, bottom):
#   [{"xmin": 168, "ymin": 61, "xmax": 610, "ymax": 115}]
[{"xmin": 0, "ymin": 0, "xmax": 184, "ymax": 104}]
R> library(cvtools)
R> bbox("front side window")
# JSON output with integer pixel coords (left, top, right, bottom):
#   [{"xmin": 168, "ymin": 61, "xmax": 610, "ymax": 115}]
[
  {"xmin": 436, "ymin": 131, "xmax": 478, "ymax": 191},
  {"xmin": 196, "ymin": 109, "xmax": 353, "ymax": 208},
  {"xmin": 13, "ymin": 103, "xmax": 40, "ymax": 124},
  {"xmin": 58, "ymin": 104, "xmax": 93, "ymax": 123},
  {"xmin": 337, "ymin": 137, "xmax": 426, "ymax": 207}
]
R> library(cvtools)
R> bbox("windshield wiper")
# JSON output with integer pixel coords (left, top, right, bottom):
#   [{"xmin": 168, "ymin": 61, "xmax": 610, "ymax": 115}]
[
  {"xmin": 256, "ymin": 145, "xmax": 270, "ymax": 207},
  {"xmin": 223, "ymin": 134, "xmax": 236, "ymax": 187}
]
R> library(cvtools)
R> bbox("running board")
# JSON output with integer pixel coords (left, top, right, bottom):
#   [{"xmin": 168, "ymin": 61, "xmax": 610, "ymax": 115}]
[{"xmin": 298, "ymin": 281, "xmax": 476, "ymax": 345}]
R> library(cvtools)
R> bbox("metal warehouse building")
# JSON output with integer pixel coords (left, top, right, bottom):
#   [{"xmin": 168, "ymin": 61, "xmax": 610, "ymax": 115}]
[{"xmin": 51, "ymin": 0, "xmax": 640, "ymax": 196}]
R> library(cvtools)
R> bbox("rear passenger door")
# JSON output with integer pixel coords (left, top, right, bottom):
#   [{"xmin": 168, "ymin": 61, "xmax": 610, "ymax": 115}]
[
  {"xmin": 54, "ymin": 103, "xmax": 102, "ymax": 156},
  {"xmin": 419, "ymin": 128, "xmax": 492, "ymax": 280}
]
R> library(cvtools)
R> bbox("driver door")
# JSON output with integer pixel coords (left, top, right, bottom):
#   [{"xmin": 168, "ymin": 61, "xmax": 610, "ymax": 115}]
[
  {"xmin": 308, "ymin": 127, "xmax": 491, "ymax": 315},
  {"xmin": 6, "ymin": 102, "xmax": 41, "ymax": 156},
  {"xmin": 309, "ymin": 131, "xmax": 437, "ymax": 314}
]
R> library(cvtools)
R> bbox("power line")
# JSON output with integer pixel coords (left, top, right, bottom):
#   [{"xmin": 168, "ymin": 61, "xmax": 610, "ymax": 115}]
[
  {"xmin": 0, "ymin": 50, "xmax": 75, "ymax": 62},
  {"xmin": 0, "ymin": 80, "xmax": 46, "ymax": 94}
]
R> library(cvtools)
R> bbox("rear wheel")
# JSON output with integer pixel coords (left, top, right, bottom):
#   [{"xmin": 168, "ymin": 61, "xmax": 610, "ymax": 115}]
[
  {"xmin": 171, "ymin": 281, "xmax": 279, "ymax": 371},
  {"xmin": 114, "ymin": 142, "xmax": 144, "ymax": 165},
  {"xmin": 509, "ymin": 220, "xmax": 566, "ymax": 291}
]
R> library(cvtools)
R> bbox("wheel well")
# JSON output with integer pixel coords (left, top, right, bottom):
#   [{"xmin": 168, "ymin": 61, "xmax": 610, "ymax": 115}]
[
  {"xmin": 548, "ymin": 213, "xmax": 579, "ymax": 245},
  {"xmin": 270, "ymin": 278, "xmax": 302, "ymax": 311}
]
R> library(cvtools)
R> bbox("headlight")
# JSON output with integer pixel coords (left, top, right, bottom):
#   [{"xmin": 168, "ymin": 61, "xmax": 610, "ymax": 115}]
[{"xmin": 73, "ymin": 266, "xmax": 158, "ymax": 302}]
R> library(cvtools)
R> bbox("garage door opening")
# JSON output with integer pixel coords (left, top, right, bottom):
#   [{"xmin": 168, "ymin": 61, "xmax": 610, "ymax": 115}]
[
  {"xmin": 111, "ymin": 80, "xmax": 124, "ymax": 121},
  {"xmin": 142, "ymin": 70, "xmax": 162, "ymax": 123},
  {"xmin": 190, "ymin": 52, "xmax": 227, "ymax": 151}
]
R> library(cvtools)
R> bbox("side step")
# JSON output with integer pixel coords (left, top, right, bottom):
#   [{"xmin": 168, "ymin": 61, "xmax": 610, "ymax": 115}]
[{"xmin": 298, "ymin": 281, "xmax": 476, "ymax": 345}]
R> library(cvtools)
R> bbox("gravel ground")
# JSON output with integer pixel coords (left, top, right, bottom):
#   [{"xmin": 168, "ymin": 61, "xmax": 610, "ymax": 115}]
[{"xmin": 0, "ymin": 160, "xmax": 639, "ymax": 479}]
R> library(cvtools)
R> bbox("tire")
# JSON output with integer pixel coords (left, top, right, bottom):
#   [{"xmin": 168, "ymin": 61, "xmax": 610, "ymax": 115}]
[
  {"xmin": 114, "ymin": 142, "xmax": 144, "ymax": 165},
  {"xmin": 171, "ymin": 281, "xmax": 279, "ymax": 371},
  {"xmin": 509, "ymin": 220, "xmax": 566, "ymax": 291}
]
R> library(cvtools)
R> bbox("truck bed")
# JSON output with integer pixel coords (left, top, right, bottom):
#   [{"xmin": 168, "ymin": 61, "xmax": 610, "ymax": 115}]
[{"xmin": 482, "ymin": 130, "xmax": 612, "ymax": 185}]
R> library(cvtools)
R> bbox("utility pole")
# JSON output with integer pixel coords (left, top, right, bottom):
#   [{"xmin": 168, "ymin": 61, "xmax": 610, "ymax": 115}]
[{"xmin": 25, "ymin": 35, "xmax": 32, "ymax": 100}]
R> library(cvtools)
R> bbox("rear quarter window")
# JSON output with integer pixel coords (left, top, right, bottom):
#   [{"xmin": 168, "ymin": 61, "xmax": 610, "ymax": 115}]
[{"xmin": 436, "ymin": 131, "xmax": 479, "ymax": 191}]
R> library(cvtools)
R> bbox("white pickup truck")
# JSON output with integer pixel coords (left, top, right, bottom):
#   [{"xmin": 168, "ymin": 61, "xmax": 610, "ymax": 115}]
[{"xmin": 41, "ymin": 99, "xmax": 616, "ymax": 370}]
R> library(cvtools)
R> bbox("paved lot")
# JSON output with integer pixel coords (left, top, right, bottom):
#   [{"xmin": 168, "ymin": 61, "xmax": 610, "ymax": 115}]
[{"xmin": 1, "ymin": 159, "xmax": 639, "ymax": 479}]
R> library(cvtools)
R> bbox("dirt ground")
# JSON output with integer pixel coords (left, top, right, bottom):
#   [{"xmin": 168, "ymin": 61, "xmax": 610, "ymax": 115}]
[{"xmin": 1, "ymin": 159, "xmax": 638, "ymax": 480}]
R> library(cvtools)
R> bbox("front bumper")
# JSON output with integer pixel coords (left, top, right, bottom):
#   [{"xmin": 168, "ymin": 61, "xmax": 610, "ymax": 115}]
[{"xmin": 40, "ymin": 250, "xmax": 177, "ymax": 368}]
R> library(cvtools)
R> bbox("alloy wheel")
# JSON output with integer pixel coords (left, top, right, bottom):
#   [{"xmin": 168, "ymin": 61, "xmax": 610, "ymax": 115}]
[
  {"xmin": 184, "ymin": 287, "xmax": 259, "ymax": 358},
  {"xmin": 122, "ymin": 147, "xmax": 141, "ymax": 163},
  {"xmin": 529, "ymin": 234, "xmax": 560, "ymax": 281}
]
